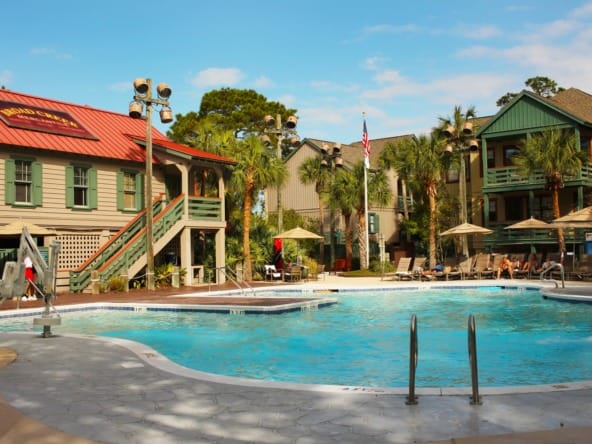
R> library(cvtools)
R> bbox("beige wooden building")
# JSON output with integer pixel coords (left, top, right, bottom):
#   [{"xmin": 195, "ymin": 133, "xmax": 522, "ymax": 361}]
[{"xmin": 0, "ymin": 88, "xmax": 235, "ymax": 292}]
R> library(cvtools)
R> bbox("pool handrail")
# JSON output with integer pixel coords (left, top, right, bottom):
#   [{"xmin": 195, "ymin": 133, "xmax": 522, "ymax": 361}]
[
  {"xmin": 406, "ymin": 313, "xmax": 418, "ymax": 405},
  {"xmin": 468, "ymin": 314, "xmax": 482, "ymax": 405},
  {"xmin": 539, "ymin": 262, "xmax": 565, "ymax": 288}
]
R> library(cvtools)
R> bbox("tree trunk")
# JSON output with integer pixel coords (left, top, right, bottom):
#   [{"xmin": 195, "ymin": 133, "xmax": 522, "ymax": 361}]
[
  {"xmin": 242, "ymin": 180, "xmax": 254, "ymax": 281},
  {"xmin": 358, "ymin": 211, "xmax": 367, "ymax": 270},
  {"xmin": 402, "ymin": 179, "xmax": 411, "ymax": 242},
  {"xmin": 552, "ymin": 185, "xmax": 566, "ymax": 253},
  {"xmin": 428, "ymin": 184, "xmax": 437, "ymax": 268},
  {"xmin": 319, "ymin": 196, "xmax": 325, "ymax": 265}
]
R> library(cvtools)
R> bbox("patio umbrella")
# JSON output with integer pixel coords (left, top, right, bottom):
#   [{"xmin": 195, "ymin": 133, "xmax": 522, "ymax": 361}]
[
  {"xmin": 274, "ymin": 227, "xmax": 323, "ymax": 240},
  {"xmin": 440, "ymin": 223, "xmax": 493, "ymax": 237},
  {"xmin": 552, "ymin": 206, "xmax": 592, "ymax": 224},
  {"xmin": 503, "ymin": 217, "xmax": 550, "ymax": 230},
  {"xmin": 274, "ymin": 227, "xmax": 323, "ymax": 264},
  {"xmin": 0, "ymin": 220, "xmax": 55, "ymax": 236}
]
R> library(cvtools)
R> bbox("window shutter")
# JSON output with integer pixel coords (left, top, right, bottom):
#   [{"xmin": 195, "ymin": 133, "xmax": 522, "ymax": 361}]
[
  {"xmin": 4, "ymin": 159, "xmax": 15, "ymax": 205},
  {"xmin": 136, "ymin": 173, "xmax": 144, "ymax": 211},
  {"xmin": 116, "ymin": 170, "xmax": 124, "ymax": 211},
  {"xmin": 88, "ymin": 168, "xmax": 98, "ymax": 209},
  {"xmin": 65, "ymin": 165, "xmax": 74, "ymax": 208},
  {"xmin": 32, "ymin": 161, "xmax": 43, "ymax": 206},
  {"xmin": 368, "ymin": 212, "xmax": 379, "ymax": 234}
]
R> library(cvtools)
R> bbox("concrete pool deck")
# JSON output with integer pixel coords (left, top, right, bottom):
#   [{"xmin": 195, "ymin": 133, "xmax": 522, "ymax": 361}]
[{"xmin": 1, "ymin": 275, "xmax": 592, "ymax": 443}]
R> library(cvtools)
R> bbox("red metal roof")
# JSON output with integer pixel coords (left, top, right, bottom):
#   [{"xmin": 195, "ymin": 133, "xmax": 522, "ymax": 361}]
[{"xmin": 0, "ymin": 89, "xmax": 235, "ymax": 165}]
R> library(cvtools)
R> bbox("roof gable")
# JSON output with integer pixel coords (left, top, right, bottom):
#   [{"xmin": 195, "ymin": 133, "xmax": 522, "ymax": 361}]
[{"xmin": 477, "ymin": 89, "xmax": 592, "ymax": 138}]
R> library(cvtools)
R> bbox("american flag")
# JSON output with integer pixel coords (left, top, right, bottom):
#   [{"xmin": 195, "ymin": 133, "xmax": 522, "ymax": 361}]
[{"xmin": 362, "ymin": 119, "xmax": 371, "ymax": 168}]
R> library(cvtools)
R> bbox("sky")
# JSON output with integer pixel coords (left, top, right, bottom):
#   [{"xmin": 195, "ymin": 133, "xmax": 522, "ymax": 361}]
[{"xmin": 3, "ymin": 1, "xmax": 592, "ymax": 145}]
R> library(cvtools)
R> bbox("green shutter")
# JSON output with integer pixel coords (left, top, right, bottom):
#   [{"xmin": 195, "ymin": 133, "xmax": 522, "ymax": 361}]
[
  {"xmin": 116, "ymin": 170, "xmax": 124, "ymax": 211},
  {"xmin": 88, "ymin": 168, "xmax": 98, "ymax": 209},
  {"xmin": 368, "ymin": 212, "xmax": 379, "ymax": 234},
  {"xmin": 32, "ymin": 161, "xmax": 42, "ymax": 206},
  {"xmin": 65, "ymin": 165, "xmax": 74, "ymax": 208},
  {"xmin": 4, "ymin": 159, "xmax": 15, "ymax": 205},
  {"xmin": 136, "ymin": 173, "xmax": 144, "ymax": 210}
]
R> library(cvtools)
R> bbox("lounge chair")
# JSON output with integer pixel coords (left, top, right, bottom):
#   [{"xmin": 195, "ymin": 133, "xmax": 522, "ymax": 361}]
[
  {"xmin": 434, "ymin": 257, "xmax": 462, "ymax": 280},
  {"xmin": 473, "ymin": 253, "xmax": 494, "ymax": 279},
  {"xmin": 391, "ymin": 257, "xmax": 413, "ymax": 280},
  {"xmin": 411, "ymin": 257, "xmax": 427, "ymax": 280},
  {"xmin": 458, "ymin": 255, "xmax": 478, "ymax": 279},
  {"xmin": 264, "ymin": 265, "xmax": 282, "ymax": 281}
]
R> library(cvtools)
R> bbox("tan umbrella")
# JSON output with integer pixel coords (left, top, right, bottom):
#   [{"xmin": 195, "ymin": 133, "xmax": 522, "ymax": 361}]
[
  {"xmin": 274, "ymin": 227, "xmax": 323, "ymax": 264},
  {"xmin": 504, "ymin": 217, "xmax": 550, "ymax": 230},
  {"xmin": 440, "ymin": 223, "xmax": 493, "ymax": 237},
  {"xmin": 274, "ymin": 227, "xmax": 323, "ymax": 240},
  {"xmin": 553, "ymin": 206, "xmax": 592, "ymax": 224},
  {"xmin": 0, "ymin": 220, "xmax": 55, "ymax": 236}
]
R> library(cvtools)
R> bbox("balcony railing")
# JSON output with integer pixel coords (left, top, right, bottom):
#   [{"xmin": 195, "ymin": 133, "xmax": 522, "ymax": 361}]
[{"xmin": 486, "ymin": 162, "xmax": 592, "ymax": 188}]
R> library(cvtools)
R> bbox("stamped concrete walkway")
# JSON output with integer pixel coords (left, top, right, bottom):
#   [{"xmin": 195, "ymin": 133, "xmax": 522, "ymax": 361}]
[{"xmin": 1, "ymin": 276, "xmax": 592, "ymax": 443}]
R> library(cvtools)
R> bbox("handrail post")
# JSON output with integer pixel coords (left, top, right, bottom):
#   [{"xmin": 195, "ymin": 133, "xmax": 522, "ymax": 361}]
[
  {"xmin": 468, "ymin": 314, "xmax": 482, "ymax": 405},
  {"xmin": 406, "ymin": 314, "xmax": 418, "ymax": 405}
]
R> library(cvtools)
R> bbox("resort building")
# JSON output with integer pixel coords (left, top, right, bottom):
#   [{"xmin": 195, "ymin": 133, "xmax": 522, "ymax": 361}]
[
  {"xmin": 477, "ymin": 88, "xmax": 592, "ymax": 256},
  {"xmin": 0, "ymin": 88, "xmax": 235, "ymax": 292},
  {"xmin": 278, "ymin": 88, "xmax": 592, "ymax": 266}
]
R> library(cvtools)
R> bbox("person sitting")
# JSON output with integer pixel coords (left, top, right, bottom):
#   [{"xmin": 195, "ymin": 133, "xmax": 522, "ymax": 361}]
[
  {"xmin": 497, "ymin": 255, "xmax": 513, "ymax": 279},
  {"xmin": 522, "ymin": 254, "xmax": 537, "ymax": 272}
]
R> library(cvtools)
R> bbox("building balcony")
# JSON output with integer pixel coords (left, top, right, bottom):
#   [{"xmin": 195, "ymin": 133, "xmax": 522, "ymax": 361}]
[{"xmin": 483, "ymin": 162, "xmax": 592, "ymax": 193}]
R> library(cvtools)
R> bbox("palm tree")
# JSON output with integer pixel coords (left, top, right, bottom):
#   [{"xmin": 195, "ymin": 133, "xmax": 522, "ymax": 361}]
[
  {"xmin": 329, "ymin": 168, "xmax": 356, "ymax": 268},
  {"xmin": 298, "ymin": 156, "xmax": 330, "ymax": 263},
  {"xmin": 512, "ymin": 127, "xmax": 587, "ymax": 253},
  {"xmin": 227, "ymin": 135, "xmax": 287, "ymax": 280},
  {"xmin": 331, "ymin": 161, "xmax": 391, "ymax": 270},
  {"xmin": 434, "ymin": 105, "xmax": 477, "ymax": 257},
  {"xmin": 380, "ymin": 139, "xmax": 412, "ymax": 241},
  {"xmin": 390, "ymin": 135, "xmax": 447, "ymax": 268}
]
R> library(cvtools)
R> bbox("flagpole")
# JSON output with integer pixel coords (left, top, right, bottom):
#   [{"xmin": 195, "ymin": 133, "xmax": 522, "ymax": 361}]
[
  {"xmin": 364, "ymin": 158, "xmax": 370, "ymax": 269},
  {"xmin": 362, "ymin": 113, "xmax": 370, "ymax": 270}
]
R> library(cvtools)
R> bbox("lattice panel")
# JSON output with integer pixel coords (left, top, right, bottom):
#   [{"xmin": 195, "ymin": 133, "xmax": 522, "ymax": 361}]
[{"xmin": 56, "ymin": 235, "xmax": 102, "ymax": 269}]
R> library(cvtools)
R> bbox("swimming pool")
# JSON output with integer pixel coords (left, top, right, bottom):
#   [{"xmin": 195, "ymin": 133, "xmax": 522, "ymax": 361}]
[{"xmin": 2, "ymin": 286, "xmax": 592, "ymax": 388}]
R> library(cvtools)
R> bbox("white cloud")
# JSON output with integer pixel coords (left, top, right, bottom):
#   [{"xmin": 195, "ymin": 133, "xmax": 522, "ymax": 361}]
[
  {"xmin": 29, "ymin": 47, "xmax": 72, "ymax": 60},
  {"xmin": 191, "ymin": 68, "xmax": 244, "ymax": 88},
  {"xmin": 362, "ymin": 56, "xmax": 389, "ymax": 71},
  {"xmin": 253, "ymin": 76, "xmax": 273, "ymax": 88},
  {"xmin": 362, "ymin": 24, "xmax": 419, "ymax": 35},
  {"xmin": 458, "ymin": 24, "xmax": 502, "ymax": 40}
]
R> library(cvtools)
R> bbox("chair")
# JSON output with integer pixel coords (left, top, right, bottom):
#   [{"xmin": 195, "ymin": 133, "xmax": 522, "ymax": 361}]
[
  {"xmin": 434, "ymin": 257, "xmax": 462, "ymax": 280},
  {"xmin": 472, "ymin": 253, "xmax": 494, "ymax": 279},
  {"xmin": 458, "ymin": 255, "xmax": 478, "ymax": 279},
  {"xmin": 264, "ymin": 265, "xmax": 282, "ymax": 281},
  {"xmin": 410, "ymin": 257, "xmax": 427, "ymax": 280},
  {"xmin": 392, "ymin": 257, "xmax": 413, "ymax": 280},
  {"xmin": 284, "ymin": 265, "xmax": 302, "ymax": 282}
]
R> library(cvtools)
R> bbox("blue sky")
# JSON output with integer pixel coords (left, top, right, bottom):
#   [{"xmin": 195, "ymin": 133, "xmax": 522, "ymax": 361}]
[{"xmin": 3, "ymin": 1, "xmax": 592, "ymax": 144}]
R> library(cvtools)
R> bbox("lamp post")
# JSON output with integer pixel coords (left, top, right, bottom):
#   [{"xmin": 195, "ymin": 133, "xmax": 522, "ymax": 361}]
[
  {"xmin": 263, "ymin": 114, "xmax": 299, "ymax": 233},
  {"xmin": 443, "ymin": 122, "xmax": 478, "ymax": 257},
  {"xmin": 129, "ymin": 78, "xmax": 173, "ymax": 290},
  {"xmin": 320, "ymin": 143, "xmax": 343, "ymax": 270}
]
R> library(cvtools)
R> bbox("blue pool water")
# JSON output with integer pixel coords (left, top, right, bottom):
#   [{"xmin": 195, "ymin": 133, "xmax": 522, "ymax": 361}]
[{"xmin": 2, "ymin": 286, "xmax": 592, "ymax": 388}]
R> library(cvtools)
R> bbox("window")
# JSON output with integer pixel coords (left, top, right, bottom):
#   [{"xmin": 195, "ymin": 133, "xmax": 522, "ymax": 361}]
[
  {"xmin": 15, "ymin": 160, "xmax": 32, "ymax": 203},
  {"xmin": 487, "ymin": 148, "xmax": 495, "ymax": 168},
  {"xmin": 503, "ymin": 145, "xmax": 519, "ymax": 166},
  {"xmin": 489, "ymin": 199, "xmax": 497, "ymax": 223},
  {"xmin": 4, "ymin": 157, "xmax": 42, "ymax": 206},
  {"xmin": 66, "ymin": 164, "xmax": 97, "ymax": 209},
  {"xmin": 117, "ymin": 170, "xmax": 144, "ymax": 212}
]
